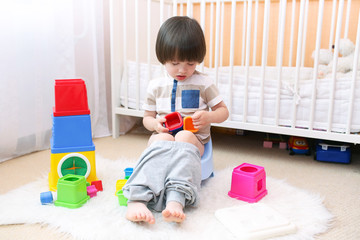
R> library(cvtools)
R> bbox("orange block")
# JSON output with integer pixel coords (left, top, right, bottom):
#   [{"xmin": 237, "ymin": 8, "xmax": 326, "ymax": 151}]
[{"xmin": 183, "ymin": 116, "xmax": 198, "ymax": 133}]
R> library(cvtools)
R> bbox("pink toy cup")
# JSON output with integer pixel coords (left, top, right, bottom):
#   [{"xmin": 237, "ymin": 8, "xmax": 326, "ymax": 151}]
[{"xmin": 228, "ymin": 163, "xmax": 267, "ymax": 203}]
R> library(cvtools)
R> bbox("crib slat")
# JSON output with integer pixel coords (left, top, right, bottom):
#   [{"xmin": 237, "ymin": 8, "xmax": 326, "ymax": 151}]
[
  {"xmin": 292, "ymin": 0, "xmax": 306, "ymax": 128},
  {"xmin": 275, "ymin": 0, "xmax": 287, "ymax": 126},
  {"xmin": 252, "ymin": 0, "xmax": 259, "ymax": 66},
  {"xmin": 241, "ymin": 0, "xmax": 247, "ymax": 66},
  {"xmin": 344, "ymin": 0, "xmax": 351, "ymax": 39},
  {"xmin": 328, "ymin": 0, "xmax": 344, "ymax": 132},
  {"xmin": 288, "ymin": 0, "xmax": 296, "ymax": 66},
  {"xmin": 135, "ymin": 0, "xmax": 140, "ymax": 110},
  {"xmin": 214, "ymin": 0, "xmax": 221, "ymax": 85},
  {"xmin": 300, "ymin": 0, "xmax": 309, "ymax": 67},
  {"xmin": 180, "ymin": 3, "xmax": 184, "ymax": 15},
  {"xmin": 220, "ymin": 1, "xmax": 224, "ymax": 67},
  {"xmin": 259, "ymin": 0, "xmax": 270, "ymax": 124},
  {"xmin": 187, "ymin": 0, "xmax": 192, "ymax": 17},
  {"xmin": 200, "ymin": 0, "xmax": 205, "ymax": 72},
  {"xmin": 347, "ymin": 10, "xmax": 360, "ymax": 134},
  {"xmin": 310, "ymin": 0, "xmax": 325, "ymax": 131},
  {"xmin": 228, "ymin": 0, "xmax": 237, "ymax": 121},
  {"xmin": 209, "ymin": 3, "xmax": 214, "ymax": 68},
  {"xmin": 329, "ymin": 0, "xmax": 337, "ymax": 49},
  {"xmin": 243, "ymin": 0, "xmax": 252, "ymax": 123},
  {"xmin": 123, "ymin": 0, "xmax": 128, "ymax": 109},
  {"xmin": 173, "ymin": 0, "xmax": 177, "ymax": 16}
]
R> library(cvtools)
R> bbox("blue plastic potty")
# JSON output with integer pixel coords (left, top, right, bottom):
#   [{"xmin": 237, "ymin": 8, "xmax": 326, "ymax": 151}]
[{"xmin": 201, "ymin": 139, "xmax": 214, "ymax": 180}]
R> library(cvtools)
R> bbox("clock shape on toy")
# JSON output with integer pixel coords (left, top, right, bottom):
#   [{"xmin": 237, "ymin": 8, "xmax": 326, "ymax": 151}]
[{"xmin": 57, "ymin": 153, "xmax": 91, "ymax": 179}]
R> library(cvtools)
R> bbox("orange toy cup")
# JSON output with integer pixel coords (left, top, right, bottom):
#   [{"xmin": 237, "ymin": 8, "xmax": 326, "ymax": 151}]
[{"xmin": 183, "ymin": 116, "xmax": 198, "ymax": 133}]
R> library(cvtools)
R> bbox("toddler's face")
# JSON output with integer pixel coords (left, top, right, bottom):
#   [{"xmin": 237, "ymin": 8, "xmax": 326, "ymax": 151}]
[{"xmin": 164, "ymin": 61, "xmax": 198, "ymax": 81}]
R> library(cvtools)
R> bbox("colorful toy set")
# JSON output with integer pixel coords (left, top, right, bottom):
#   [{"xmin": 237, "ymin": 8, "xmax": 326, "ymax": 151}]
[
  {"xmin": 48, "ymin": 79, "xmax": 97, "ymax": 191},
  {"xmin": 164, "ymin": 112, "xmax": 198, "ymax": 133},
  {"xmin": 314, "ymin": 141, "xmax": 351, "ymax": 163},
  {"xmin": 228, "ymin": 163, "xmax": 268, "ymax": 203},
  {"xmin": 41, "ymin": 79, "xmax": 103, "ymax": 209}
]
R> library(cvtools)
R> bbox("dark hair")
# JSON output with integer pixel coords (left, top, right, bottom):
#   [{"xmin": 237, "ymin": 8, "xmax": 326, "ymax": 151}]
[{"xmin": 156, "ymin": 16, "xmax": 206, "ymax": 64}]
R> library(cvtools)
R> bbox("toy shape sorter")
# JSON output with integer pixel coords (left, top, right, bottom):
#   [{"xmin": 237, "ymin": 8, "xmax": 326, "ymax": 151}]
[
  {"xmin": 228, "ymin": 163, "xmax": 268, "ymax": 203},
  {"xmin": 49, "ymin": 79, "xmax": 97, "ymax": 191},
  {"xmin": 54, "ymin": 174, "xmax": 90, "ymax": 208}
]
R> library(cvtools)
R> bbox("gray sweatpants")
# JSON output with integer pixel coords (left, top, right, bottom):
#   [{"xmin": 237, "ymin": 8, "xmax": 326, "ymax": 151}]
[{"xmin": 122, "ymin": 141, "xmax": 202, "ymax": 212}]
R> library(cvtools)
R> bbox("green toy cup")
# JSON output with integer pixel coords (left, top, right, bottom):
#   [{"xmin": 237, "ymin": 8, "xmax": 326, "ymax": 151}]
[{"xmin": 116, "ymin": 190, "xmax": 128, "ymax": 206}]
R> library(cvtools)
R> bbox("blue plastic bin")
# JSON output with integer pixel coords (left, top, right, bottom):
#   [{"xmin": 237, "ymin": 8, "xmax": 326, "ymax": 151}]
[{"xmin": 315, "ymin": 142, "xmax": 351, "ymax": 164}]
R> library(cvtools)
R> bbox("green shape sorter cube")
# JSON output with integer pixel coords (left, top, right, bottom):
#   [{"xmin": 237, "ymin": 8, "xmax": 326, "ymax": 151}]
[{"xmin": 54, "ymin": 174, "xmax": 90, "ymax": 209}]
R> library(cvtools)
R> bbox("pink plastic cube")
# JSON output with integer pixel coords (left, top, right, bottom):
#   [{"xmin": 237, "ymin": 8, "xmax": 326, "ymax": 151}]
[
  {"xmin": 279, "ymin": 142, "xmax": 287, "ymax": 149},
  {"xmin": 87, "ymin": 185, "xmax": 98, "ymax": 198},
  {"xmin": 263, "ymin": 141, "xmax": 273, "ymax": 148},
  {"xmin": 228, "ymin": 163, "xmax": 267, "ymax": 203}
]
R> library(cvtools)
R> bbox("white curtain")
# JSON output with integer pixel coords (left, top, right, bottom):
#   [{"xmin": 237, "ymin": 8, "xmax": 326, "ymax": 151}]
[{"xmin": 0, "ymin": 0, "xmax": 111, "ymax": 162}]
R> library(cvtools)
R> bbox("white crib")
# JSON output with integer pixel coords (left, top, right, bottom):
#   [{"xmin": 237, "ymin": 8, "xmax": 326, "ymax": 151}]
[{"xmin": 110, "ymin": 0, "xmax": 360, "ymax": 144}]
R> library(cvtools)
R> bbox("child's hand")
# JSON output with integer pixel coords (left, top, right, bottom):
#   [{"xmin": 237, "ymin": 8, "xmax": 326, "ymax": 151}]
[
  {"xmin": 154, "ymin": 117, "xmax": 169, "ymax": 133},
  {"xmin": 191, "ymin": 111, "xmax": 210, "ymax": 130}
]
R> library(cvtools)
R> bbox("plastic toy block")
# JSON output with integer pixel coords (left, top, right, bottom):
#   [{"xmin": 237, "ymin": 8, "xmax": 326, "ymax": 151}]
[
  {"xmin": 115, "ymin": 179, "xmax": 127, "ymax": 195},
  {"xmin": 116, "ymin": 190, "xmax": 128, "ymax": 206},
  {"xmin": 228, "ymin": 163, "xmax": 267, "ymax": 203},
  {"xmin": 263, "ymin": 141, "xmax": 273, "ymax": 148},
  {"xmin": 279, "ymin": 142, "xmax": 287, "ymax": 149},
  {"xmin": 54, "ymin": 174, "xmax": 90, "ymax": 209},
  {"xmin": 124, "ymin": 168, "xmax": 133, "ymax": 180},
  {"xmin": 53, "ymin": 79, "xmax": 90, "ymax": 117},
  {"xmin": 91, "ymin": 180, "xmax": 103, "ymax": 191},
  {"xmin": 164, "ymin": 112, "xmax": 183, "ymax": 133},
  {"xmin": 183, "ymin": 116, "xmax": 198, "ymax": 133},
  {"xmin": 51, "ymin": 114, "xmax": 94, "ymax": 153},
  {"xmin": 49, "ymin": 151, "xmax": 97, "ymax": 191},
  {"xmin": 40, "ymin": 191, "xmax": 53, "ymax": 205},
  {"xmin": 87, "ymin": 185, "xmax": 97, "ymax": 198}
]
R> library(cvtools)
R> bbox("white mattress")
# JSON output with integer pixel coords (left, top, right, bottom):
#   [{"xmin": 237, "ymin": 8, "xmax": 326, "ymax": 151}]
[{"xmin": 121, "ymin": 61, "xmax": 360, "ymax": 133}]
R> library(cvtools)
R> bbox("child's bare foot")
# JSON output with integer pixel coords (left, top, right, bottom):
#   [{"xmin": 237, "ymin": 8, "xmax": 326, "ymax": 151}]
[
  {"xmin": 162, "ymin": 201, "xmax": 186, "ymax": 223},
  {"xmin": 126, "ymin": 202, "xmax": 155, "ymax": 224}
]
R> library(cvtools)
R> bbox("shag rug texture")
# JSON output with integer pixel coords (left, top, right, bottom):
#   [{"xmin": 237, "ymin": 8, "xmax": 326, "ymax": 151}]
[{"xmin": 0, "ymin": 156, "xmax": 333, "ymax": 240}]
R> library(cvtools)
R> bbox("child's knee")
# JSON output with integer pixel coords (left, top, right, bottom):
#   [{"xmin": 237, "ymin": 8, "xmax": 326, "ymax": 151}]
[
  {"xmin": 175, "ymin": 131, "xmax": 204, "ymax": 155},
  {"xmin": 174, "ymin": 130, "xmax": 195, "ymax": 142},
  {"xmin": 148, "ymin": 133, "xmax": 175, "ymax": 146}
]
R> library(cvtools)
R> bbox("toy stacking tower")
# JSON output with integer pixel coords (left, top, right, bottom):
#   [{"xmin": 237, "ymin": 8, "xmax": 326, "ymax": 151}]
[{"xmin": 48, "ymin": 79, "xmax": 97, "ymax": 191}]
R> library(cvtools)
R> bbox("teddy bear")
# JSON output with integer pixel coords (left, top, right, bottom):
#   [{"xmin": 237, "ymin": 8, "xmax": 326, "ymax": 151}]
[
  {"xmin": 329, "ymin": 38, "xmax": 359, "ymax": 73},
  {"xmin": 312, "ymin": 38, "xmax": 359, "ymax": 78},
  {"xmin": 312, "ymin": 48, "xmax": 333, "ymax": 78}
]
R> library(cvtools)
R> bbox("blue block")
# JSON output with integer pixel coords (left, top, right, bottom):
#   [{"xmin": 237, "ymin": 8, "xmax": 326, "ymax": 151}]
[
  {"xmin": 51, "ymin": 114, "xmax": 94, "ymax": 150},
  {"xmin": 40, "ymin": 191, "xmax": 53, "ymax": 205},
  {"xmin": 124, "ymin": 168, "xmax": 134, "ymax": 179},
  {"xmin": 315, "ymin": 142, "xmax": 351, "ymax": 164}
]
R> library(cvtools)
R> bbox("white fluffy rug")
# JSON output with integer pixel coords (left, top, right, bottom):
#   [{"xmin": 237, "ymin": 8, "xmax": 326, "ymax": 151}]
[{"xmin": 0, "ymin": 156, "xmax": 333, "ymax": 240}]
